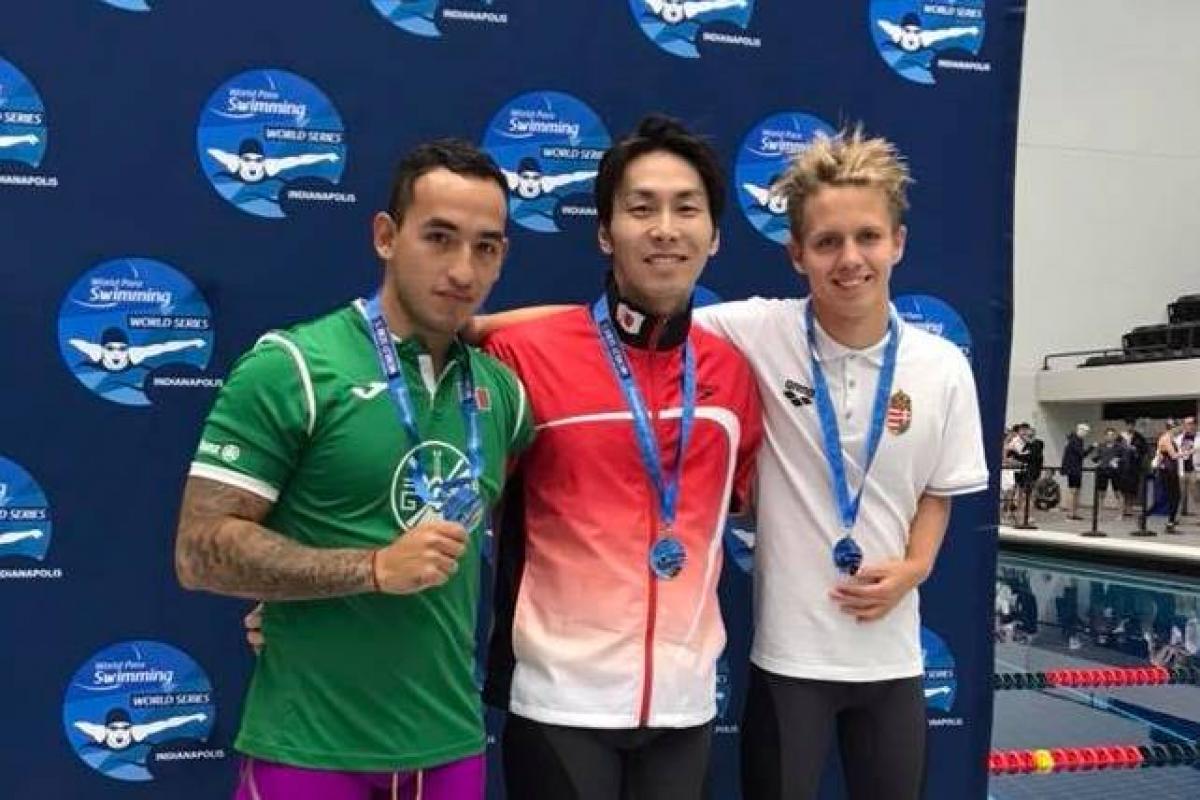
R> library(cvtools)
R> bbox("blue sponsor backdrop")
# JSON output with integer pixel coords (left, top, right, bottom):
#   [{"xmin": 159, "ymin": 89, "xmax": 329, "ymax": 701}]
[{"xmin": 0, "ymin": 2, "xmax": 1023, "ymax": 797}]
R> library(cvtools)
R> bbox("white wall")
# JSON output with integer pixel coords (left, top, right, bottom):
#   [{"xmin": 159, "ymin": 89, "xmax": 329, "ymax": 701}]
[{"xmin": 1007, "ymin": 0, "xmax": 1200, "ymax": 459}]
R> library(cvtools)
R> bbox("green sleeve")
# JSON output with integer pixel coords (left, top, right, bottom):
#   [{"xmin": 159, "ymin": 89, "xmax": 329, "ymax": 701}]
[{"xmin": 189, "ymin": 334, "xmax": 311, "ymax": 500}]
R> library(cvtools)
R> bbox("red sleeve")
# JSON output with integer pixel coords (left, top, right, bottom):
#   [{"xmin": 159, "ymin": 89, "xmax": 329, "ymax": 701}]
[
  {"xmin": 481, "ymin": 328, "xmax": 517, "ymax": 371},
  {"xmin": 481, "ymin": 329, "xmax": 528, "ymax": 476},
  {"xmin": 730, "ymin": 358, "xmax": 764, "ymax": 514}
]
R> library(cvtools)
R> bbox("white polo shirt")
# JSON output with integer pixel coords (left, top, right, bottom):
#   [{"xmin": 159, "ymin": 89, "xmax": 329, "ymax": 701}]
[{"xmin": 695, "ymin": 297, "xmax": 989, "ymax": 681}]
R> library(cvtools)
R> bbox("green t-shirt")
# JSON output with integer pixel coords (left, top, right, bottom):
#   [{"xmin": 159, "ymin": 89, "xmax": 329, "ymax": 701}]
[{"xmin": 190, "ymin": 302, "xmax": 534, "ymax": 771}]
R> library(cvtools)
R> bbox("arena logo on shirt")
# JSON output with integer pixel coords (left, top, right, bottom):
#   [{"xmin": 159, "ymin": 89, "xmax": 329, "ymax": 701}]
[
  {"xmin": 921, "ymin": 627, "xmax": 962, "ymax": 725},
  {"xmin": 196, "ymin": 69, "xmax": 354, "ymax": 219},
  {"xmin": 869, "ymin": 0, "xmax": 989, "ymax": 85},
  {"xmin": 391, "ymin": 441, "xmax": 477, "ymax": 529},
  {"xmin": 368, "ymin": 0, "xmax": 508, "ymax": 38},
  {"xmin": 0, "ymin": 457, "xmax": 63, "ymax": 581},
  {"xmin": 0, "ymin": 55, "xmax": 59, "ymax": 189},
  {"xmin": 893, "ymin": 294, "xmax": 974, "ymax": 363},
  {"xmin": 481, "ymin": 91, "xmax": 611, "ymax": 234},
  {"xmin": 97, "ymin": 0, "xmax": 153, "ymax": 11},
  {"xmin": 628, "ymin": 0, "xmax": 760, "ymax": 59},
  {"xmin": 735, "ymin": 112, "xmax": 836, "ymax": 245},
  {"xmin": 62, "ymin": 641, "xmax": 225, "ymax": 782},
  {"xmin": 57, "ymin": 258, "xmax": 220, "ymax": 407}
]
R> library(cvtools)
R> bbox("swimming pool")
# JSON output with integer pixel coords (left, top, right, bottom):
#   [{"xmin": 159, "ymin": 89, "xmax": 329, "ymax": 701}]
[{"xmin": 990, "ymin": 550, "xmax": 1200, "ymax": 799}]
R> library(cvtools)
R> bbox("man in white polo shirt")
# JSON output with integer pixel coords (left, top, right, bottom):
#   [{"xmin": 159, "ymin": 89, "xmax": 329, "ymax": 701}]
[{"xmin": 693, "ymin": 128, "xmax": 988, "ymax": 799}]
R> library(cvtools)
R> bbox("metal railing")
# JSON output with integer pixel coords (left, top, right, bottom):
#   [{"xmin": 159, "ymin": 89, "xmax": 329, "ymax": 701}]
[
  {"xmin": 998, "ymin": 464, "xmax": 1179, "ymax": 538},
  {"xmin": 1041, "ymin": 343, "xmax": 1200, "ymax": 371}
]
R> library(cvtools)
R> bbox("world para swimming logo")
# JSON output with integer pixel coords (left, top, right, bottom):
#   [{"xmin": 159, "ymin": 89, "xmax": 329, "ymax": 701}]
[
  {"xmin": 197, "ymin": 69, "xmax": 352, "ymax": 219},
  {"xmin": 0, "ymin": 457, "xmax": 52, "ymax": 563},
  {"xmin": 369, "ymin": 0, "xmax": 508, "ymax": 37},
  {"xmin": 57, "ymin": 258, "xmax": 216, "ymax": 407},
  {"xmin": 628, "ymin": 0, "xmax": 758, "ymax": 59},
  {"xmin": 921, "ymin": 626, "xmax": 958, "ymax": 714},
  {"xmin": 870, "ymin": 0, "xmax": 988, "ymax": 85},
  {"xmin": 893, "ymin": 294, "xmax": 974, "ymax": 363},
  {"xmin": 735, "ymin": 112, "xmax": 836, "ymax": 245},
  {"xmin": 481, "ymin": 91, "xmax": 610, "ymax": 234},
  {"xmin": 62, "ymin": 641, "xmax": 223, "ymax": 782}
]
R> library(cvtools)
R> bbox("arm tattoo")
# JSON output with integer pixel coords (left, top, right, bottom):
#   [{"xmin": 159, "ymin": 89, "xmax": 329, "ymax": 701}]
[{"xmin": 175, "ymin": 477, "xmax": 374, "ymax": 601}]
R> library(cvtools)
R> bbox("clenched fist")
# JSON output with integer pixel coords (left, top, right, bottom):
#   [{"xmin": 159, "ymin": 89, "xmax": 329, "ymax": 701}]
[{"xmin": 373, "ymin": 520, "xmax": 469, "ymax": 594}]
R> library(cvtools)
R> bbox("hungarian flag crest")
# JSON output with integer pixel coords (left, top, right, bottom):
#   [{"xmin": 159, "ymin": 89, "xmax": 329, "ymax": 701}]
[{"xmin": 887, "ymin": 389, "xmax": 912, "ymax": 435}]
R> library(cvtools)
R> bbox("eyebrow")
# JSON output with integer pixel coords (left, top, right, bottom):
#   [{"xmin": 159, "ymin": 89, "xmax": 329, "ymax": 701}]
[
  {"xmin": 622, "ymin": 188, "xmax": 705, "ymax": 200},
  {"xmin": 422, "ymin": 217, "xmax": 506, "ymax": 241}
]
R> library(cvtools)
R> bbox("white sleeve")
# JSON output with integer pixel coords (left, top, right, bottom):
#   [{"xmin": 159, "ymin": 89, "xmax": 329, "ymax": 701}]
[
  {"xmin": 692, "ymin": 297, "xmax": 778, "ymax": 350},
  {"xmin": 925, "ymin": 349, "xmax": 990, "ymax": 496}
]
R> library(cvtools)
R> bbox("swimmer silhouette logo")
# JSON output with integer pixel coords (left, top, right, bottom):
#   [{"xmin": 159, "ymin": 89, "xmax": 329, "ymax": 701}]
[
  {"xmin": 369, "ymin": 0, "xmax": 508, "ymax": 38},
  {"xmin": 481, "ymin": 92, "xmax": 611, "ymax": 234},
  {"xmin": 57, "ymin": 258, "xmax": 216, "ymax": 407},
  {"xmin": 0, "ymin": 458, "xmax": 52, "ymax": 563},
  {"xmin": 0, "ymin": 55, "xmax": 58, "ymax": 187},
  {"xmin": 63, "ymin": 641, "xmax": 222, "ymax": 782},
  {"xmin": 870, "ymin": 0, "xmax": 989, "ymax": 85},
  {"xmin": 97, "ymin": 0, "xmax": 153, "ymax": 11},
  {"xmin": 197, "ymin": 69, "xmax": 352, "ymax": 219},
  {"xmin": 921, "ymin": 627, "xmax": 958, "ymax": 714},
  {"xmin": 628, "ymin": 0, "xmax": 758, "ymax": 59},
  {"xmin": 736, "ymin": 112, "xmax": 836, "ymax": 245}
]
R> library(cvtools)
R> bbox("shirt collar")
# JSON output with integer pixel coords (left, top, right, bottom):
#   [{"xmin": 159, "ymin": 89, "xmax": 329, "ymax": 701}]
[
  {"xmin": 353, "ymin": 298, "xmax": 470, "ymax": 370},
  {"xmin": 603, "ymin": 272, "xmax": 691, "ymax": 350},
  {"xmin": 803, "ymin": 297, "xmax": 896, "ymax": 368}
]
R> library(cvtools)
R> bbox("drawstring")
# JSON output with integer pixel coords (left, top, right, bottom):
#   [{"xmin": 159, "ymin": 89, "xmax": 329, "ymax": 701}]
[
  {"xmin": 391, "ymin": 769, "xmax": 422, "ymax": 800},
  {"xmin": 243, "ymin": 759, "xmax": 263, "ymax": 800}
]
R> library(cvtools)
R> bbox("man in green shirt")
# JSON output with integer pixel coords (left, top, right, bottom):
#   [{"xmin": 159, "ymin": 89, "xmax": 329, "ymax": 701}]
[{"xmin": 174, "ymin": 139, "xmax": 533, "ymax": 800}]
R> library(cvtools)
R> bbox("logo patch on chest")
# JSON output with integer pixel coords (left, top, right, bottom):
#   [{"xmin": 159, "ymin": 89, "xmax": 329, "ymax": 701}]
[
  {"xmin": 391, "ymin": 441, "xmax": 475, "ymax": 530},
  {"xmin": 887, "ymin": 389, "xmax": 912, "ymax": 435}
]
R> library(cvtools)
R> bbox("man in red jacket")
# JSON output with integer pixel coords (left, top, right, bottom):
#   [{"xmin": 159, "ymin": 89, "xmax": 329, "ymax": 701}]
[{"xmin": 482, "ymin": 115, "xmax": 763, "ymax": 799}]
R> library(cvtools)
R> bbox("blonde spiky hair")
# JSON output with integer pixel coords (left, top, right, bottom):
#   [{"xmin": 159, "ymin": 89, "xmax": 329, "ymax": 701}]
[{"xmin": 774, "ymin": 126, "xmax": 912, "ymax": 234}]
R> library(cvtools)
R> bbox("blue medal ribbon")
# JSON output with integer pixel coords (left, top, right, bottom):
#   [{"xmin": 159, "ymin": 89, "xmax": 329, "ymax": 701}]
[
  {"xmin": 805, "ymin": 301, "xmax": 900, "ymax": 575},
  {"xmin": 592, "ymin": 296, "xmax": 696, "ymax": 579},
  {"xmin": 361, "ymin": 294, "xmax": 485, "ymax": 529}
]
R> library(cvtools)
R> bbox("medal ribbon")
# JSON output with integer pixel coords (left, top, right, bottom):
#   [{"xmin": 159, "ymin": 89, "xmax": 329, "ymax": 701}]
[
  {"xmin": 592, "ymin": 296, "xmax": 695, "ymax": 531},
  {"xmin": 805, "ymin": 301, "xmax": 900, "ymax": 538},
  {"xmin": 361, "ymin": 294, "xmax": 483, "ymax": 507}
]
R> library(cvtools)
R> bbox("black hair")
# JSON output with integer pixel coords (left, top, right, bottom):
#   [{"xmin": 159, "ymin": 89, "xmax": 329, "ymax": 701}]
[
  {"xmin": 387, "ymin": 139, "xmax": 508, "ymax": 222},
  {"xmin": 593, "ymin": 114, "xmax": 725, "ymax": 228}
]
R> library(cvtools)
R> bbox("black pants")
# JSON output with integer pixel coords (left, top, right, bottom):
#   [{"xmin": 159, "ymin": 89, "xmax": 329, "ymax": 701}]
[
  {"xmin": 502, "ymin": 713, "xmax": 712, "ymax": 799},
  {"xmin": 740, "ymin": 666, "xmax": 926, "ymax": 800},
  {"xmin": 1161, "ymin": 468, "xmax": 1181, "ymax": 523}
]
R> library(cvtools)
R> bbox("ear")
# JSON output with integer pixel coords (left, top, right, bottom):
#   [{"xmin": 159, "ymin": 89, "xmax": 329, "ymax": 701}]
[
  {"xmin": 707, "ymin": 228, "xmax": 721, "ymax": 257},
  {"xmin": 892, "ymin": 223, "xmax": 908, "ymax": 266},
  {"xmin": 597, "ymin": 225, "xmax": 613, "ymax": 256},
  {"xmin": 786, "ymin": 237, "xmax": 805, "ymax": 276},
  {"xmin": 373, "ymin": 212, "xmax": 396, "ymax": 260}
]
